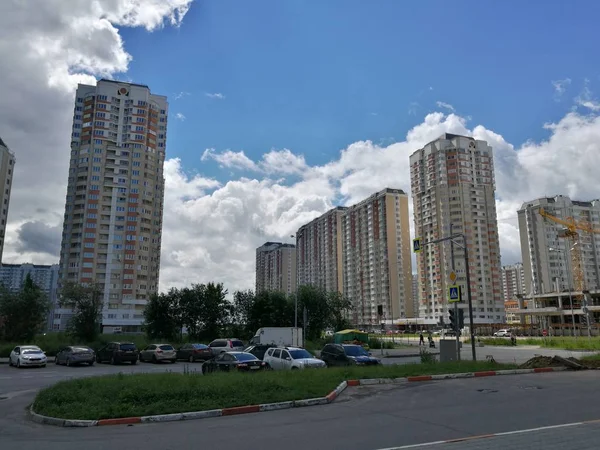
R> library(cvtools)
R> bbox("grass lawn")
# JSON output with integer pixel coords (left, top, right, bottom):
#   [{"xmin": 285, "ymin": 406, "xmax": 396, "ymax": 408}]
[
  {"xmin": 468, "ymin": 336, "xmax": 600, "ymax": 350},
  {"xmin": 33, "ymin": 360, "xmax": 516, "ymax": 421}
]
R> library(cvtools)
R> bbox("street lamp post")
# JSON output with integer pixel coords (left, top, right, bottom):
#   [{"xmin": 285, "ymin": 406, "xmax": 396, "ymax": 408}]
[
  {"xmin": 427, "ymin": 233, "xmax": 476, "ymax": 361},
  {"xmin": 549, "ymin": 247, "xmax": 576, "ymax": 338}
]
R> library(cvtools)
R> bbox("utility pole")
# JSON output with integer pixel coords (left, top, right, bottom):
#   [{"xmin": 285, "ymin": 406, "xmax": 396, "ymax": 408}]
[{"xmin": 450, "ymin": 224, "xmax": 461, "ymax": 361}]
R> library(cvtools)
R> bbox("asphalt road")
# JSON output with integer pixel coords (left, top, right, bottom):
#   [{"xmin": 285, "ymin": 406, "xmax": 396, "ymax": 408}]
[{"xmin": 2, "ymin": 369, "xmax": 600, "ymax": 450}]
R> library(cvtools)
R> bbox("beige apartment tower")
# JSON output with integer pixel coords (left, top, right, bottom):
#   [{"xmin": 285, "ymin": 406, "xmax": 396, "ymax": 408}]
[
  {"xmin": 0, "ymin": 137, "xmax": 15, "ymax": 262},
  {"xmin": 296, "ymin": 207, "xmax": 346, "ymax": 294},
  {"xmin": 58, "ymin": 80, "xmax": 167, "ymax": 332},
  {"xmin": 410, "ymin": 133, "xmax": 504, "ymax": 324},
  {"xmin": 341, "ymin": 188, "xmax": 413, "ymax": 326},
  {"xmin": 255, "ymin": 242, "xmax": 297, "ymax": 295}
]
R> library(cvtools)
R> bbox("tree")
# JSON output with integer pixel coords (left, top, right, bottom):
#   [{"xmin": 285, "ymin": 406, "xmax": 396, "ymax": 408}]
[
  {"xmin": 143, "ymin": 290, "xmax": 180, "ymax": 340},
  {"xmin": 0, "ymin": 274, "xmax": 50, "ymax": 341},
  {"xmin": 60, "ymin": 282, "xmax": 103, "ymax": 342},
  {"xmin": 200, "ymin": 282, "xmax": 231, "ymax": 340},
  {"xmin": 295, "ymin": 285, "xmax": 353, "ymax": 340},
  {"xmin": 247, "ymin": 290, "xmax": 294, "ymax": 333},
  {"xmin": 326, "ymin": 291, "xmax": 353, "ymax": 331}
]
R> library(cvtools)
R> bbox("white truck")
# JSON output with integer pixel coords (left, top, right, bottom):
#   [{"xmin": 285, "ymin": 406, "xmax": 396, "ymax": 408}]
[{"xmin": 250, "ymin": 327, "xmax": 304, "ymax": 348}]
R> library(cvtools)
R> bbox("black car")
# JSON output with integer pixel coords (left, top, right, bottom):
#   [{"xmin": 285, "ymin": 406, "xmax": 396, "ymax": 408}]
[
  {"xmin": 96, "ymin": 342, "xmax": 138, "ymax": 365},
  {"xmin": 202, "ymin": 351, "xmax": 267, "ymax": 374},
  {"xmin": 320, "ymin": 344, "xmax": 381, "ymax": 367},
  {"xmin": 176, "ymin": 343, "xmax": 213, "ymax": 362},
  {"xmin": 243, "ymin": 344, "xmax": 277, "ymax": 361}
]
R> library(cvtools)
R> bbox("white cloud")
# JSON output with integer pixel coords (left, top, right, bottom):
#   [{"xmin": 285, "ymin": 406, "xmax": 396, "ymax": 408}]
[
  {"xmin": 3, "ymin": 0, "xmax": 600, "ymax": 297},
  {"xmin": 436, "ymin": 101, "xmax": 455, "ymax": 112},
  {"xmin": 205, "ymin": 92, "xmax": 225, "ymax": 99},
  {"xmin": 575, "ymin": 79, "xmax": 600, "ymax": 111},
  {"xmin": 175, "ymin": 112, "xmax": 186, "ymax": 121},
  {"xmin": 408, "ymin": 102, "xmax": 420, "ymax": 116},
  {"xmin": 552, "ymin": 78, "xmax": 571, "ymax": 100},
  {"xmin": 174, "ymin": 91, "xmax": 191, "ymax": 100}
]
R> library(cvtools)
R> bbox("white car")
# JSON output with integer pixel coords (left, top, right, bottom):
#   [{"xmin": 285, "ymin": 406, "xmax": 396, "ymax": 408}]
[
  {"xmin": 9, "ymin": 346, "xmax": 47, "ymax": 368},
  {"xmin": 263, "ymin": 347, "xmax": 326, "ymax": 370},
  {"xmin": 493, "ymin": 329, "xmax": 512, "ymax": 337}
]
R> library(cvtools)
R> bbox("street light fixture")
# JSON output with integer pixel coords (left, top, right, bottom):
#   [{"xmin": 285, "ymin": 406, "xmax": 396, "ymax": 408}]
[{"xmin": 549, "ymin": 246, "xmax": 576, "ymax": 337}]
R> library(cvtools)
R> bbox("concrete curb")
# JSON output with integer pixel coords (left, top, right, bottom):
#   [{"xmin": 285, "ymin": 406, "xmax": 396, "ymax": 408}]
[{"xmin": 28, "ymin": 368, "xmax": 567, "ymax": 427}]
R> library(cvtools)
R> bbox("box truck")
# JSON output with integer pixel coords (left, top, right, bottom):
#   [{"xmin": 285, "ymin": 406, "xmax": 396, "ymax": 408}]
[{"xmin": 250, "ymin": 327, "xmax": 304, "ymax": 347}]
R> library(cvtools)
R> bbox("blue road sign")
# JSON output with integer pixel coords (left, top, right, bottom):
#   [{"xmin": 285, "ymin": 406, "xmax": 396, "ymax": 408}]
[
  {"xmin": 413, "ymin": 238, "xmax": 422, "ymax": 253},
  {"xmin": 448, "ymin": 285, "xmax": 461, "ymax": 303}
]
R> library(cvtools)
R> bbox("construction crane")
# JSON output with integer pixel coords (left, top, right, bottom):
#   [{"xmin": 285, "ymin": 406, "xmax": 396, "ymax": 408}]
[{"xmin": 538, "ymin": 207, "xmax": 600, "ymax": 310}]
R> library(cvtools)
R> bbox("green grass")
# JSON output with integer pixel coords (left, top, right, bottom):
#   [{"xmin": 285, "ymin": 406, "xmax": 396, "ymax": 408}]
[
  {"xmin": 580, "ymin": 353, "xmax": 600, "ymax": 361},
  {"xmin": 465, "ymin": 336, "xmax": 600, "ymax": 351},
  {"xmin": 32, "ymin": 360, "xmax": 516, "ymax": 421}
]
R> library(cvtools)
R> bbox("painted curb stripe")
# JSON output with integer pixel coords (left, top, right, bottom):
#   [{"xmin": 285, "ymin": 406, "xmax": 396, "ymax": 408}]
[
  {"xmin": 97, "ymin": 417, "xmax": 141, "ymax": 426},
  {"xmin": 31, "ymin": 366, "xmax": 570, "ymax": 427},
  {"xmin": 221, "ymin": 405, "xmax": 260, "ymax": 416}
]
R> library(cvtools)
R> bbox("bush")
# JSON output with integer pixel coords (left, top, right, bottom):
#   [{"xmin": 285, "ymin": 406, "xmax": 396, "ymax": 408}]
[{"xmin": 369, "ymin": 337, "xmax": 395, "ymax": 350}]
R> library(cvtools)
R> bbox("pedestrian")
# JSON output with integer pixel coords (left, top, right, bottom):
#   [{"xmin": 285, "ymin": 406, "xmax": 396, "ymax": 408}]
[{"xmin": 419, "ymin": 331, "xmax": 424, "ymax": 346}]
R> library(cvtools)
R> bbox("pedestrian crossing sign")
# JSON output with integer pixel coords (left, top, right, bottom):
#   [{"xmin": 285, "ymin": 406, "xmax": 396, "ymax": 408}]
[
  {"xmin": 448, "ymin": 285, "xmax": 461, "ymax": 303},
  {"xmin": 413, "ymin": 238, "xmax": 422, "ymax": 253}
]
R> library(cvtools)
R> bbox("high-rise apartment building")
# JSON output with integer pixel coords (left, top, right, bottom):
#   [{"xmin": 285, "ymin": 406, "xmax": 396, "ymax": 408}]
[
  {"xmin": 0, "ymin": 263, "xmax": 60, "ymax": 330},
  {"xmin": 412, "ymin": 273, "xmax": 419, "ymax": 317},
  {"xmin": 341, "ymin": 189, "xmax": 413, "ymax": 325},
  {"xmin": 518, "ymin": 195, "xmax": 600, "ymax": 296},
  {"xmin": 410, "ymin": 133, "xmax": 504, "ymax": 324},
  {"xmin": 501, "ymin": 263, "xmax": 525, "ymax": 302},
  {"xmin": 0, "ymin": 137, "xmax": 16, "ymax": 262},
  {"xmin": 59, "ymin": 80, "xmax": 167, "ymax": 332},
  {"xmin": 296, "ymin": 207, "xmax": 346, "ymax": 294},
  {"xmin": 255, "ymin": 242, "xmax": 297, "ymax": 295}
]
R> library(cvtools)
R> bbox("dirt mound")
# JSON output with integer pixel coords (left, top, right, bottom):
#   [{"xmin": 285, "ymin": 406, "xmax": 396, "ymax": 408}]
[{"xmin": 519, "ymin": 356, "xmax": 563, "ymax": 369}]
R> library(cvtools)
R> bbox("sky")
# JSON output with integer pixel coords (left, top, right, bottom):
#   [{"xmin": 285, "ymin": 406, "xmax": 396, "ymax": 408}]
[{"xmin": 1, "ymin": 0, "xmax": 600, "ymax": 294}]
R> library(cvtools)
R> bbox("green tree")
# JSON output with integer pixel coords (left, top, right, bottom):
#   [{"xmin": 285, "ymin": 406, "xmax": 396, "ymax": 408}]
[
  {"xmin": 179, "ymin": 284, "xmax": 205, "ymax": 339},
  {"xmin": 143, "ymin": 290, "xmax": 180, "ymax": 340},
  {"xmin": 247, "ymin": 290, "xmax": 294, "ymax": 333},
  {"xmin": 326, "ymin": 291, "xmax": 353, "ymax": 332},
  {"xmin": 60, "ymin": 282, "xmax": 103, "ymax": 342},
  {"xmin": 0, "ymin": 274, "xmax": 50, "ymax": 341},
  {"xmin": 200, "ymin": 282, "xmax": 231, "ymax": 340},
  {"xmin": 231, "ymin": 290, "xmax": 255, "ymax": 338},
  {"xmin": 296, "ymin": 285, "xmax": 353, "ymax": 339}
]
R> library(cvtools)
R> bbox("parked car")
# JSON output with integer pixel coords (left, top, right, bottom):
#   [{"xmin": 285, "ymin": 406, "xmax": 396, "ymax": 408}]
[
  {"xmin": 263, "ymin": 347, "xmax": 326, "ymax": 370},
  {"xmin": 243, "ymin": 344, "xmax": 277, "ymax": 361},
  {"xmin": 96, "ymin": 342, "xmax": 138, "ymax": 365},
  {"xmin": 139, "ymin": 344, "xmax": 177, "ymax": 363},
  {"xmin": 176, "ymin": 343, "xmax": 213, "ymax": 362},
  {"xmin": 320, "ymin": 344, "xmax": 381, "ymax": 367},
  {"xmin": 494, "ymin": 329, "xmax": 512, "ymax": 337},
  {"xmin": 202, "ymin": 351, "xmax": 267, "ymax": 374},
  {"xmin": 208, "ymin": 338, "xmax": 245, "ymax": 356},
  {"xmin": 55, "ymin": 346, "xmax": 95, "ymax": 366},
  {"xmin": 9, "ymin": 346, "xmax": 47, "ymax": 368}
]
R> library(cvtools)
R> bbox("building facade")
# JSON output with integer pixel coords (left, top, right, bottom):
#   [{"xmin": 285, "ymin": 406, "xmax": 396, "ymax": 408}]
[
  {"xmin": 296, "ymin": 207, "xmax": 346, "ymax": 294},
  {"xmin": 0, "ymin": 137, "xmax": 16, "ymax": 262},
  {"xmin": 501, "ymin": 263, "xmax": 525, "ymax": 302},
  {"xmin": 518, "ymin": 195, "xmax": 600, "ymax": 297},
  {"xmin": 412, "ymin": 273, "xmax": 419, "ymax": 317},
  {"xmin": 255, "ymin": 242, "xmax": 297, "ymax": 295},
  {"xmin": 58, "ymin": 80, "xmax": 167, "ymax": 332},
  {"xmin": 410, "ymin": 133, "xmax": 504, "ymax": 324},
  {"xmin": 0, "ymin": 263, "xmax": 60, "ymax": 330}
]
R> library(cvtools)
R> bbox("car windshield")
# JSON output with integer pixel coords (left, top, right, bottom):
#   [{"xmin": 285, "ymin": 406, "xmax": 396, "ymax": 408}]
[
  {"xmin": 159, "ymin": 345, "xmax": 174, "ymax": 350},
  {"xmin": 192, "ymin": 344, "xmax": 208, "ymax": 349},
  {"xmin": 72, "ymin": 347, "xmax": 91, "ymax": 352},
  {"xmin": 343, "ymin": 345, "xmax": 369, "ymax": 357},
  {"xmin": 232, "ymin": 340, "xmax": 244, "ymax": 347},
  {"xmin": 22, "ymin": 349, "xmax": 43, "ymax": 355},
  {"xmin": 235, "ymin": 353, "xmax": 258, "ymax": 362},
  {"xmin": 289, "ymin": 349, "xmax": 313, "ymax": 359},
  {"xmin": 119, "ymin": 344, "xmax": 136, "ymax": 351}
]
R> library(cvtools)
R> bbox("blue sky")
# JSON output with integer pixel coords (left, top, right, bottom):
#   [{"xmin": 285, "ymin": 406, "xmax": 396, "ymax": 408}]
[{"xmin": 119, "ymin": 0, "xmax": 600, "ymax": 180}]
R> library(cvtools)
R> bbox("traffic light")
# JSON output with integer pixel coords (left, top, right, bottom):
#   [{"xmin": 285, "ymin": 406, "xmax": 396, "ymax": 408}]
[
  {"xmin": 458, "ymin": 309, "xmax": 465, "ymax": 329},
  {"xmin": 449, "ymin": 309, "xmax": 456, "ymax": 330}
]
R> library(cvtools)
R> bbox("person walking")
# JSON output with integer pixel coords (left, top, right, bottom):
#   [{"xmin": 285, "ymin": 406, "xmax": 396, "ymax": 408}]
[{"xmin": 419, "ymin": 331, "xmax": 424, "ymax": 346}]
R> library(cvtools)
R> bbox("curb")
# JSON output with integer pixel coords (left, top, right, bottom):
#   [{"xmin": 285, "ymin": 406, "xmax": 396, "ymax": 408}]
[{"xmin": 29, "ymin": 367, "xmax": 567, "ymax": 427}]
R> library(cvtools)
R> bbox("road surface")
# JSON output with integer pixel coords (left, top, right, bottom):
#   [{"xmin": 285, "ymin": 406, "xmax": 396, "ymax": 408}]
[{"xmin": 1, "ymin": 369, "xmax": 599, "ymax": 449}]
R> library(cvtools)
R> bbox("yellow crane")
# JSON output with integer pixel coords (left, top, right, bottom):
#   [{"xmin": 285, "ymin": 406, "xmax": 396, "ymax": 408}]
[{"xmin": 538, "ymin": 207, "xmax": 600, "ymax": 306}]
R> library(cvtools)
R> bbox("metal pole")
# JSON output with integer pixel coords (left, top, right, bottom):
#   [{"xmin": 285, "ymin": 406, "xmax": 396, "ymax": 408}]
[
  {"xmin": 450, "ymin": 224, "xmax": 461, "ymax": 361},
  {"xmin": 463, "ymin": 235, "xmax": 477, "ymax": 361},
  {"xmin": 292, "ymin": 233, "xmax": 299, "ymax": 329},
  {"xmin": 565, "ymin": 246, "xmax": 576, "ymax": 338}
]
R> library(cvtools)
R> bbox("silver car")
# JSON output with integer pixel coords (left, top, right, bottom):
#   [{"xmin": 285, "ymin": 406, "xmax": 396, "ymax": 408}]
[
  {"xmin": 9, "ymin": 346, "xmax": 47, "ymax": 368},
  {"xmin": 139, "ymin": 344, "xmax": 177, "ymax": 363},
  {"xmin": 55, "ymin": 346, "xmax": 95, "ymax": 366},
  {"xmin": 208, "ymin": 339, "xmax": 245, "ymax": 356}
]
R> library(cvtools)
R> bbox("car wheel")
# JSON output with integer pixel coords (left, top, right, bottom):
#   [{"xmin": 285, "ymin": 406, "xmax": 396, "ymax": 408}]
[
  {"xmin": 131, "ymin": 359, "xmax": 137, "ymax": 365},
  {"xmin": 41, "ymin": 364, "xmax": 46, "ymax": 368},
  {"xmin": 171, "ymin": 359, "xmax": 176, "ymax": 364},
  {"xmin": 89, "ymin": 361, "xmax": 94, "ymax": 366},
  {"xmin": 188, "ymin": 355, "xmax": 194, "ymax": 363}
]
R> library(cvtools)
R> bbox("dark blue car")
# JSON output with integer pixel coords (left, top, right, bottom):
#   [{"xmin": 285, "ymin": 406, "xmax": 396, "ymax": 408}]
[{"xmin": 320, "ymin": 344, "xmax": 382, "ymax": 366}]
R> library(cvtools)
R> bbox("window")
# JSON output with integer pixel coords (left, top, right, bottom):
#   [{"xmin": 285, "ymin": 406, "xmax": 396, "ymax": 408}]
[
  {"xmin": 92, "ymin": 166, "xmax": 101, "ymax": 172},
  {"xmin": 84, "ymin": 243, "xmax": 95, "ymax": 248},
  {"xmin": 131, "ymin": 188, "xmax": 139, "ymax": 193},
  {"xmin": 97, "ymin": 95, "xmax": 108, "ymax": 101},
  {"xmin": 97, "ymin": 103, "xmax": 107, "ymax": 109},
  {"xmin": 116, "ymin": 206, "xmax": 125, "ymax": 212},
  {"xmin": 132, "ymin": 170, "xmax": 140, "ymax": 176},
  {"xmin": 131, "ymin": 179, "xmax": 139, "ymax": 185},
  {"xmin": 90, "ymin": 185, "xmax": 99, "ymax": 190},
  {"xmin": 91, "ymin": 175, "xmax": 100, "ymax": 181}
]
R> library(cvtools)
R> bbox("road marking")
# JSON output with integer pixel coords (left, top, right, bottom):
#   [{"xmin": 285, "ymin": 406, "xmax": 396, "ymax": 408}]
[{"xmin": 374, "ymin": 421, "xmax": 589, "ymax": 449}]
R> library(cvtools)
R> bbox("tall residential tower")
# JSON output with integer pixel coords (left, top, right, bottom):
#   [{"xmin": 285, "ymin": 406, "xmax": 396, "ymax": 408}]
[
  {"xmin": 255, "ymin": 242, "xmax": 297, "ymax": 295},
  {"xmin": 0, "ymin": 137, "xmax": 15, "ymax": 262},
  {"xmin": 58, "ymin": 80, "xmax": 167, "ymax": 332},
  {"xmin": 410, "ymin": 134, "xmax": 504, "ymax": 324}
]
